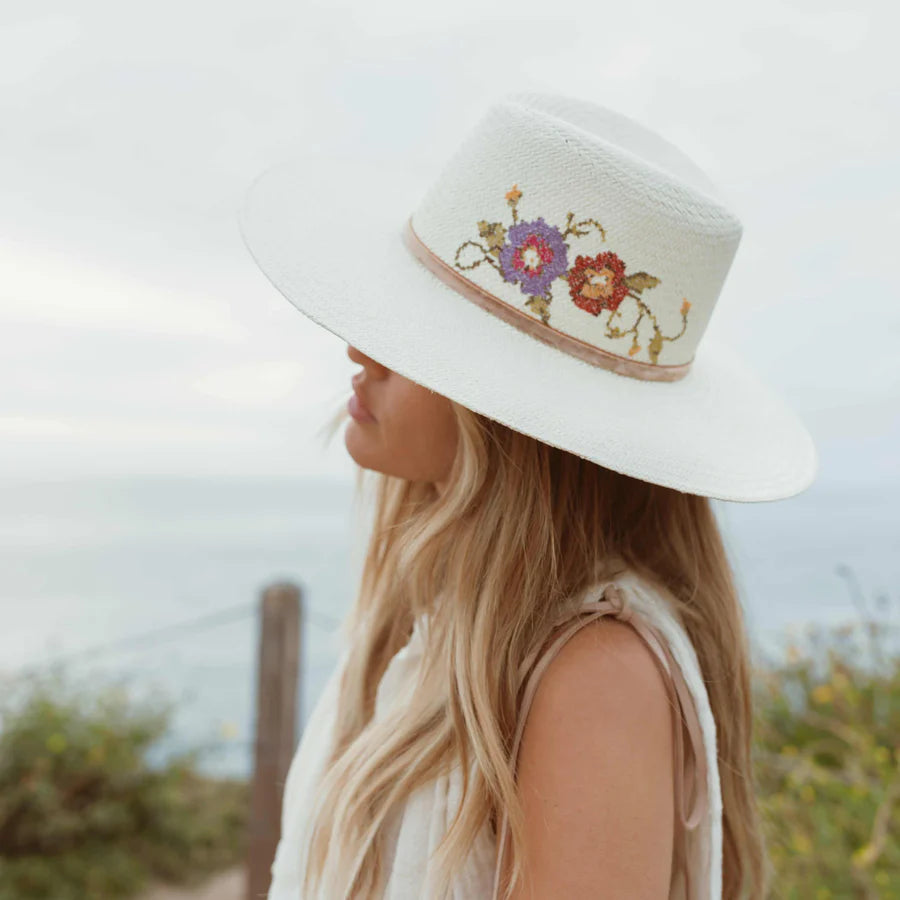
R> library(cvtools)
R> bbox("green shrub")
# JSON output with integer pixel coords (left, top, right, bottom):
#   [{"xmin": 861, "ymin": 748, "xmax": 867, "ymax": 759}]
[
  {"xmin": 3, "ymin": 610, "xmax": 897, "ymax": 899},
  {"xmin": 753, "ymin": 617, "xmax": 900, "ymax": 899},
  {"xmin": 0, "ymin": 672, "xmax": 247, "ymax": 900}
]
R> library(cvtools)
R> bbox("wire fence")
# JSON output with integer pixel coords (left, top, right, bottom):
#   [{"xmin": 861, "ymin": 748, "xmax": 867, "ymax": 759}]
[
  {"xmin": 16, "ymin": 595, "xmax": 342, "ymax": 676},
  {"xmin": 6, "ymin": 584, "xmax": 346, "ymax": 782}
]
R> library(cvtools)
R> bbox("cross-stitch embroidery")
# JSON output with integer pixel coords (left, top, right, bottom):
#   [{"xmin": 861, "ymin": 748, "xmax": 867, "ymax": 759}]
[{"xmin": 453, "ymin": 185, "xmax": 691, "ymax": 364}]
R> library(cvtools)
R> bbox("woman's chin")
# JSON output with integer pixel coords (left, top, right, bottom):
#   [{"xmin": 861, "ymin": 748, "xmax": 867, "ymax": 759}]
[{"xmin": 344, "ymin": 420, "xmax": 384, "ymax": 473}]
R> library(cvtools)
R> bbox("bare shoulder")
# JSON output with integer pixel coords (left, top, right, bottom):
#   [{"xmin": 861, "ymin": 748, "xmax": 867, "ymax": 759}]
[
  {"xmin": 506, "ymin": 617, "xmax": 676, "ymax": 898},
  {"xmin": 533, "ymin": 616, "xmax": 673, "ymax": 711}
]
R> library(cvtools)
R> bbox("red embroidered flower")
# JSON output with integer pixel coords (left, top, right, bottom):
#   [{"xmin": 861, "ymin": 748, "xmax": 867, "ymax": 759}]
[{"xmin": 566, "ymin": 252, "xmax": 629, "ymax": 315}]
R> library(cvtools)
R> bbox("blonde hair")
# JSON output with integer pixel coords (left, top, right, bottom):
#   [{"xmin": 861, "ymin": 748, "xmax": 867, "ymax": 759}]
[{"xmin": 303, "ymin": 402, "xmax": 769, "ymax": 899}]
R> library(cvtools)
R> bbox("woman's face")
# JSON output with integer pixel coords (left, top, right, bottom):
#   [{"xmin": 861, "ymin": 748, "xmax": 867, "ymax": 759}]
[{"xmin": 344, "ymin": 344, "xmax": 459, "ymax": 486}]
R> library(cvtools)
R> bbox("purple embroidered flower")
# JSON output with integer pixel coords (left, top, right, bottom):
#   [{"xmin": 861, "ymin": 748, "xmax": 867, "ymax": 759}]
[{"xmin": 499, "ymin": 218, "xmax": 569, "ymax": 297}]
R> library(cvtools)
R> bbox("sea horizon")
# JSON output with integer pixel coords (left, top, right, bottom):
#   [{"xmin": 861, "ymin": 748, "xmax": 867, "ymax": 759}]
[{"xmin": 1, "ymin": 473, "xmax": 895, "ymax": 776}]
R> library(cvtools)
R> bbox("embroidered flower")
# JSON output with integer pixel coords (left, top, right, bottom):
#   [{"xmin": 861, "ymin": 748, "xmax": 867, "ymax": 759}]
[
  {"xmin": 566, "ymin": 252, "xmax": 629, "ymax": 315},
  {"xmin": 499, "ymin": 218, "xmax": 569, "ymax": 297},
  {"xmin": 451, "ymin": 185, "xmax": 692, "ymax": 365},
  {"xmin": 505, "ymin": 183, "xmax": 523, "ymax": 205}
]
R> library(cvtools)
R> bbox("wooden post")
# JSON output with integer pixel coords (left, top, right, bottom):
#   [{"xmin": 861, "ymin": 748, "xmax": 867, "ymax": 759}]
[{"xmin": 246, "ymin": 582, "xmax": 302, "ymax": 900}]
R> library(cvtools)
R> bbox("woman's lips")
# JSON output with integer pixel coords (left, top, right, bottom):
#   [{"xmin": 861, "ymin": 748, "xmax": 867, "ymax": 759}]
[{"xmin": 348, "ymin": 389, "xmax": 376, "ymax": 424}]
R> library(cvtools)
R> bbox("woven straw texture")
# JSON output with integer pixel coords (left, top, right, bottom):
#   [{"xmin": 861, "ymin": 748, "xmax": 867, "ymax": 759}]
[{"xmin": 238, "ymin": 93, "xmax": 817, "ymax": 501}]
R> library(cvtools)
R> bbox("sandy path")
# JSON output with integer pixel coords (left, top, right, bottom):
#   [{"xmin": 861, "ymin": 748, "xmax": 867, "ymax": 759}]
[{"xmin": 138, "ymin": 866, "xmax": 245, "ymax": 900}]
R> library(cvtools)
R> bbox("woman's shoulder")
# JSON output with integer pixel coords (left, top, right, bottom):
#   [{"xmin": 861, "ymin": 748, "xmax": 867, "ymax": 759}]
[
  {"xmin": 523, "ymin": 582, "xmax": 678, "ymax": 760},
  {"xmin": 508, "ymin": 597, "xmax": 679, "ymax": 894},
  {"xmin": 525, "ymin": 613, "xmax": 676, "ymax": 767},
  {"xmin": 542, "ymin": 562, "xmax": 692, "ymax": 698}
]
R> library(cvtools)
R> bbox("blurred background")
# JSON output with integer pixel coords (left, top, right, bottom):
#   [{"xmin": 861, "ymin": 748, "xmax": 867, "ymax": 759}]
[{"xmin": 1, "ymin": 0, "xmax": 898, "ymax": 897}]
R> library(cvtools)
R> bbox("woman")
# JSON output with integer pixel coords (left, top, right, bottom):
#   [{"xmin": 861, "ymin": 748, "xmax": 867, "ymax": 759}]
[{"xmin": 239, "ymin": 92, "xmax": 817, "ymax": 899}]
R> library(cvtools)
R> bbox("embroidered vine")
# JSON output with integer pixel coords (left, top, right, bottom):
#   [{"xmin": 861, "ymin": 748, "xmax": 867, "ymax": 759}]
[{"xmin": 453, "ymin": 184, "xmax": 691, "ymax": 364}]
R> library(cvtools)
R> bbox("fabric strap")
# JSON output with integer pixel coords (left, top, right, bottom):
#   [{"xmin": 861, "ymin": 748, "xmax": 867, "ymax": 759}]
[
  {"xmin": 401, "ymin": 218, "xmax": 691, "ymax": 383},
  {"xmin": 490, "ymin": 583, "xmax": 709, "ymax": 900}
]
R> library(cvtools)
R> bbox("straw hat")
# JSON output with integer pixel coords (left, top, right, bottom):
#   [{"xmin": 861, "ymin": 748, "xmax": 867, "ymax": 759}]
[{"xmin": 238, "ymin": 92, "xmax": 817, "ymax": 502}]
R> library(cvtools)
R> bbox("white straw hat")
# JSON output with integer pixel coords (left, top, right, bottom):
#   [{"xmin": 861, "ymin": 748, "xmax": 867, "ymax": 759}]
[{"xmin": 238, "ymin": 91, "xmax": 817, "ymax": 502}]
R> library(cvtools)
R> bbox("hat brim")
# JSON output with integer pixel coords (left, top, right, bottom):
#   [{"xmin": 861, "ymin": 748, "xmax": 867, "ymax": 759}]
[{"xmin": 237, "ymin": 154, "xmax": 817, "ymax": 502}]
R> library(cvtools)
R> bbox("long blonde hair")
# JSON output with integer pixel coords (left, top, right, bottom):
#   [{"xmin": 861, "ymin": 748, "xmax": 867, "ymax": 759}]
[{"xmin": 303, "ymin": 402, "xmax": 768, "ymax": 899}]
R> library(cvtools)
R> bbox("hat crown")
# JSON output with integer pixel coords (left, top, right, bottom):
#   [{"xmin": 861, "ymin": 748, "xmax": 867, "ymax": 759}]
[{"xmin": 409, "ymin": 93, "xmax": 742, "ymax": 373}]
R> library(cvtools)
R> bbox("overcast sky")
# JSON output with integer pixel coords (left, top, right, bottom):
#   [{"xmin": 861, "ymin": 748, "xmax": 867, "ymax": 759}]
[{"xmin": 1, "ymin": 0, "xmax": 897, "ymax": 487}]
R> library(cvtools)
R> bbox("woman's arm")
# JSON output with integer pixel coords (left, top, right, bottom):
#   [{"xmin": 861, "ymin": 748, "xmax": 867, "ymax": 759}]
[{"xmin": 501, "ymin": 617, "xmax": 676, "ymax": 899}]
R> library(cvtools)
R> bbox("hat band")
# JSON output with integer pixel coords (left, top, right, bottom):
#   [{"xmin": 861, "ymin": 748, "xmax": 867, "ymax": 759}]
[{"xmin": 401, "ymin": 218, "xmax": 690, "ymax": 383}]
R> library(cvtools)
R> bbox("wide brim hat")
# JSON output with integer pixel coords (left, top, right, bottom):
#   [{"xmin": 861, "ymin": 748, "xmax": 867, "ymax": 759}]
[{"xmin": 238, "ymin": 92, "xmax": 817, "ymax": 502}]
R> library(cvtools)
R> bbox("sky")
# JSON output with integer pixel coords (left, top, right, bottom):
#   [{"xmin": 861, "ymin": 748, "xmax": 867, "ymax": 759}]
[{"xmin": 1, "ymin": 0, "xmax": 898, "ymax": 487}]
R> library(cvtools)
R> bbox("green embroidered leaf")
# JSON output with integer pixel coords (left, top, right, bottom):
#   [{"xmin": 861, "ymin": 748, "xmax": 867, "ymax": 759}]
[
  {"xmin": 648, "ymin": 331, "xmax": 664, "ymax": 364},
  {"xmin": 624, "ymin": 272, "xmax": 660, "ymax": 293},
  {"xmin": 477, "ymin": 221, "xmax": 507, "ymax": 254},
  {"xmin": 525, "ymin": 295, "xmax": 551, "ymax": 324}
]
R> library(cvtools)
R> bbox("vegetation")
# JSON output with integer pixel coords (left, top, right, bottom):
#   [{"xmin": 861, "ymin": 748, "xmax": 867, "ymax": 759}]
[
  {"xmin": 0, "ymin": 590, "xmax": 896, "ymax": 899},
  {"xmin": 0, "ymin": 673, "xmax": 247, "ymax": 900},
  {"xmin": 753, "ymin": 611, "xmax": 899, "ymax": 899}
]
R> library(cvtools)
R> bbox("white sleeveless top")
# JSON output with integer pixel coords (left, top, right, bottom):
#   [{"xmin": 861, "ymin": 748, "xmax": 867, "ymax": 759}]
[{"xmin": 268, "ymin": 568, "xmax": 724, "ymax": 899}]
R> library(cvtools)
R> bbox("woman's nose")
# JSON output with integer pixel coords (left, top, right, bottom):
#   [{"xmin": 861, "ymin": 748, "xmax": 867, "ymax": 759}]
[{"xmin": 346, "ymin": 344, "xmax": 390, "ymax": 377}]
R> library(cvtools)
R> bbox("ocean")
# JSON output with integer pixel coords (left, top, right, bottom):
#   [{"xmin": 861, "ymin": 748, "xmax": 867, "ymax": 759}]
[{"xmin": 1, "ymin": 475, "xmax": 896, "ymax": 776}]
